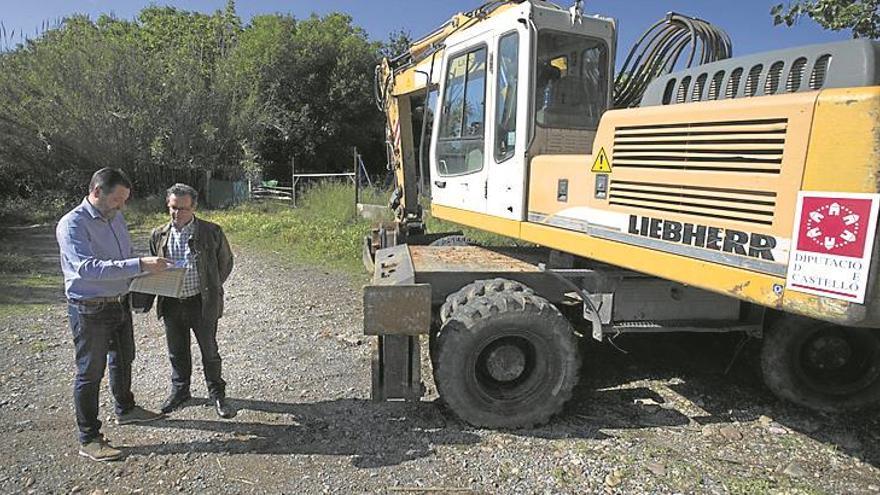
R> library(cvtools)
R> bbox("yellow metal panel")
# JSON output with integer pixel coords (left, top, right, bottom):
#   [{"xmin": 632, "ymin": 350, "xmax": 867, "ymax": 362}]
[
  {"xmin": 801, "ymin": 87, "xmax": 880, "ymax": 193},
  {"xmin": 519, "ymin": 220, "xmax": 784, "ymax": 305},
  {"xmin": 430, "ymin": 204, "xmax": 523, "ymax": 239},
  {"xmin": 528, "ymin": 93, "xmax": 817, "ymax": 238},
  {"xmin": 528, "ymin": 155, "xmax": 587, "ymax": 216}
]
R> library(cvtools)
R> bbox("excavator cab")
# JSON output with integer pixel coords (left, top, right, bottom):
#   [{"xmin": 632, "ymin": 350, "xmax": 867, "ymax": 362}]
[{"xmin": 429, "ymin": 1, "xmax": 615, "ymax": 221}]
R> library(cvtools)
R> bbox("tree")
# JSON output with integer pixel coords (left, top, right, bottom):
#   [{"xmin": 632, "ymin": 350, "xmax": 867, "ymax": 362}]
[
  {"xmin": 219, "ymin": 13, "xmax": 384, "ymax": 179},
  {"xmin": 772, "ymin": 0, "xmax": 880, "ymax": 39},
  {"xmin": 381, "ymin": 29, "xmax": 412, "ymax": 59},
  {"xmin": 0, "ymin": 3, "xmax": 390, "ymax": 203}
]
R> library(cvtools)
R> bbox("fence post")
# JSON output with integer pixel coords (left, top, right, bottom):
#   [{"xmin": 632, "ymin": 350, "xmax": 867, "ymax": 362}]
[
  {"xmin": 353, "ymin": 146, "xmax": 360, "ymax": 209},
  {"xmin": 205, "ymin": 169, "xmax": 212, "ymax": 209},
  {"xmin": 291, "ymin": 154, "xmax": 296, "ymax": 208}
]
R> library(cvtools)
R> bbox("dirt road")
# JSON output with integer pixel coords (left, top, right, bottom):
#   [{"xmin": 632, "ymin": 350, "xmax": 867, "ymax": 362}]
[{"xmin": 1, "ymin": 225, "xmax": 878, "ymax": 494}]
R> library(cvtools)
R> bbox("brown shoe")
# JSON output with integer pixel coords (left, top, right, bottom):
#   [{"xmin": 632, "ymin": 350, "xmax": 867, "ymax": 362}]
[
  {"xmin": 79, "ymin": 436, "xmax": 122, "ymax": 462},
  {"xmin": 116, "ymin": 406, "xmax": 164, "ymax": 425}
]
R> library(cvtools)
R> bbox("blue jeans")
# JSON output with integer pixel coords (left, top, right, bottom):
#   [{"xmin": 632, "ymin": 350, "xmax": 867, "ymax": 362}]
[
  {"xmin": 68, "ymin": 301, "xmax": 136, "ymax": 444},
  {"xmin": 161, "ymin": 296, "xmax": 226, "ymax": 399}
]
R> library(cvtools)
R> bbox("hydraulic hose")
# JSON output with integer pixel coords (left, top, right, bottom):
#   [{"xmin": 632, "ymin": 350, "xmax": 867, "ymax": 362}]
[{"xmin": 613, "ymin": 12, "xmax": 732, "ymax": 108}]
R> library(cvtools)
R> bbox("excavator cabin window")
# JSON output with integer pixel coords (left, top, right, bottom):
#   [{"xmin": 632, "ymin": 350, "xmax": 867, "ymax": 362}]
[
  {"xmin": 535, "ymin": 31, "xmax": 608, "ymax": 130},
  {"xmin": 495, "ymin": 31, "xmax": 519, "ymax": 163},
  {"xmin": 437, "ymin": 46, "xmax": 488, "ymax": 177}
]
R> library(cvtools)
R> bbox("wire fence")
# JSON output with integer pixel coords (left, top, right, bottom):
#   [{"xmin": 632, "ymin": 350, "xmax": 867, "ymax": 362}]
[{"xmin": 249, "ymin": 147, "xmax": 373, "ymax": 207}]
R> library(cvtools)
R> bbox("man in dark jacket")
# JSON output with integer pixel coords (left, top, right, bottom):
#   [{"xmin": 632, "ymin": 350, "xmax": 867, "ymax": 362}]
[{"xmin": 149, "ymin": 183, "xmax": 235, "ymax": 418}]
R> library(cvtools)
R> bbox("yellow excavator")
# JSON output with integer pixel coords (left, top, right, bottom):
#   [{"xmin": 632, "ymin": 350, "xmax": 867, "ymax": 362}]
[{"xmin": 363, "ymin": 0, "xmax": 880, "ymax": 428}]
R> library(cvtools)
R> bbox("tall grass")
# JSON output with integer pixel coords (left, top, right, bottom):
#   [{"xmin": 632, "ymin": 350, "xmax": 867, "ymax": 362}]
[
  {"xmin": 205, "ymin": 182, "xmax": 390, "ymax": 275},
  {"xmin": 1, "ymin": 182, "xmax": 519, "ymax": 283}
]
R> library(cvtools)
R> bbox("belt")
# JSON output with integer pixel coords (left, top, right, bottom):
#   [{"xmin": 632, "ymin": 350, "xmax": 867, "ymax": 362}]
[
  {"xmin": 166, "ymin": 294, "xmax": 201, "ymax": 303},
  {"xmin": 70, "ymin": 294, "xmax": 129, "ymax": 305}
]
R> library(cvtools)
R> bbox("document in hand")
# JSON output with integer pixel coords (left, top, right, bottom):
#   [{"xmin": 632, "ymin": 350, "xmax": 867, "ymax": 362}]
[{"xmin": 129, "ymin": 268, "xmax": 187, "ymax": 298}]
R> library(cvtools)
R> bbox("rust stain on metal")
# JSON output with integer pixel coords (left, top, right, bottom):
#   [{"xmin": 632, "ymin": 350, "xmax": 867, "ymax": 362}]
[
  {"xmin": 784, "ymin": 296, "xmax": 852, "ymax": 322},
  {"xmin": 728, "ymin": 281, "xmax": 750, "ymax": 296},
  {"xmin": 410, "ymin": 246, "xmax": 540, "ymax": 273},
  {"xmin": 364, "ymin": 285, "xmax": 432, "ymax": 335}
]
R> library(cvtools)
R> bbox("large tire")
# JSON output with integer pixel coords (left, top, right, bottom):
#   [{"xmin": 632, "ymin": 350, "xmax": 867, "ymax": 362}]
[
  {"xmin": 761, "ymin": 316, "xmax": 880, "ymax": 412},
  {"xmin": 429, "ymin": 235, "xmax": 471, "ymax": 247},
  {"xmin": 439, "ymin": 278, "xmax": 534, "ymax": 324},
  {"xmin": 434, "ymin": 290, "xmax": 581, "ymax": 428}
]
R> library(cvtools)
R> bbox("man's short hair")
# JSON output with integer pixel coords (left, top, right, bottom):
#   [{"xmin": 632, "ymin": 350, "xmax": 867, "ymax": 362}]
[
  {"xmin": 166, "ymin": 183, "xmax": 199, "ymax": 206},
  {"xmin": 89, "ymin": 168, "xmax": 132, "ymax": 194}
]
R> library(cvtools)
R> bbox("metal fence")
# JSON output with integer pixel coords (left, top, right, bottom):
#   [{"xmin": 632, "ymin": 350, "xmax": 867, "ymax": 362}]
[{"xmin": 249, "ymin": 147, "xmax": 372, "ymax": 207}]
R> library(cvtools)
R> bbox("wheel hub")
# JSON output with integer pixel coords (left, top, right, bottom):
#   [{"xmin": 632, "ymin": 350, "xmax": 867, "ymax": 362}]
[
  {"xmin": 484, "ymin": 344, "xmax": 527, "ymax": 382},
  {"xmin": 797, "ymin": 325, "xmax": 880, "ymax": 396},
  {"xmin": 806, "ymin": 335, "xmax": 853, "ymax": 370}
]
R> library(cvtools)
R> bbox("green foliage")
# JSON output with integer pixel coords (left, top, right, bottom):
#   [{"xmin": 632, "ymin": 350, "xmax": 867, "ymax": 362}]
[
  {"xmin": 205, "ymin": 182, "xmax": 382, "ymax": 274},
  {"xmin": 0, "ymin": 192, "xmax": 76, "ymax": 225},
  {"xmin": 219, "ymin": 12, "xmax": 384, "ymax": 180},
  {"xmin": 772, "ymin": 0, "xmax": 880, "ymax": 38},
  {"xmin": 382, "ymin": 29, "xmax": 413, "ymax": 59},
  {"xmin": 0, "ymin": 2, "xmax": 396, "ymax": 214},
  {"xmin": 0, "ymin": 252, "xmax": 41, "ymax": 273}
]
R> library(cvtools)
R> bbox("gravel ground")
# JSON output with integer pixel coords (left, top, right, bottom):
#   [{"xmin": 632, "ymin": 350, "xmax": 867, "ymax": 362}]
[{"xmin": 1, "ymin": 225, "xmax": 879, "ymax": 494}]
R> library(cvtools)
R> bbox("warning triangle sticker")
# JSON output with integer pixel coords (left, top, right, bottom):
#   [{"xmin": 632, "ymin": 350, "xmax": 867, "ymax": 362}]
[{"xmin": 591, "ymin": 147, "xmax": 611, "ymax": 173}]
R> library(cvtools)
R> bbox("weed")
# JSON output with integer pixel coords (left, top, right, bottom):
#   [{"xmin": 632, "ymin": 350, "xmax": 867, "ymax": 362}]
[
  {"xmin": 197, "ymin": 183, "xmax": 384, "ymax": 276},
  {"xmin": 0, "ymin": 252, "xmax": 41, "ymax": 273},
  {"xmin": 31, "ymin": 340, "xmax": 48, "ymax": 354},
  {"xmin": 550, "ymin": 466, "xmax": 577, "ymax": 486},
  {"xmin": 0, "ymin": 304, "xmax": 53, "ymax": 319}
]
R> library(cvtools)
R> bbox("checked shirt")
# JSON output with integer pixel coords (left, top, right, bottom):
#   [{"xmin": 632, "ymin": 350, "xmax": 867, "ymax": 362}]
[{"xmin": 167, "ymin": 220, "xmax": 202, "ymax": 298}]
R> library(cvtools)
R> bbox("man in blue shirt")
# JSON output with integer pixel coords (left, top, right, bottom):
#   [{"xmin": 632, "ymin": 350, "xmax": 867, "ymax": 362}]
[{"xmin": 56, "ymin": 168, "xmax": 172, "ymax": 462}]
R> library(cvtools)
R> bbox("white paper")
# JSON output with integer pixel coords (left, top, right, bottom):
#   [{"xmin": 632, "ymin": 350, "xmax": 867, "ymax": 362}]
[{"xmin": 129, "ymin": 268, "xmax": 187, "ymax": 298}]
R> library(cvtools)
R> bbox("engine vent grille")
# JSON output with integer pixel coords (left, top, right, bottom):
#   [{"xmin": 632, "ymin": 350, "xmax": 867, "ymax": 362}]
[
  {"xmin": 613, "ymin": 118, "xmax": 788, "ymax": 174},
  {"xmin": 809, "ymin": 54, "xmax": 831, "ymax": 89},
  {"xmin": 608, "ymin": 180, "xmax": 778, "ymax": 226}
]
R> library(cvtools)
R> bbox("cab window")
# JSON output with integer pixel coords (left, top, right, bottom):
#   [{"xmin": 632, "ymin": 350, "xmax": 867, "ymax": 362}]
[
  {"xmin": 437, "ymin": 46, "xmax": 487, "ymax": 176},
  {"xmin": 535, "ymin": 31, "xmax": 608, "ymax": 130},
  {"xmin": 495, "ymin": 32, "xmax": 519, "ymax": 163}
]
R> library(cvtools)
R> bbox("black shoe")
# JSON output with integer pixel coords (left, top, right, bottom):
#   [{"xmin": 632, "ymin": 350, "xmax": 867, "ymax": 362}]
[
  {"xmin": 160, "ymin": 391, "xmax": 192, "ymax": 414},
  {"xmin": 214, "ymin": 397, "xmax": 236, "ymax": 419}
]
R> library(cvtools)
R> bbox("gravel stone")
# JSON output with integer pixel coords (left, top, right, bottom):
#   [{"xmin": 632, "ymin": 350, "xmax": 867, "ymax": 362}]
[{"xmin": 0, "ymin": 226, "xmax": 879, "ymax": 493}]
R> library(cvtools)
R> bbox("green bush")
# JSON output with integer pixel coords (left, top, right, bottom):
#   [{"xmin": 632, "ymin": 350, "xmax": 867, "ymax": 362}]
[
  {"xmin": 0, "ymin": 192, "xmax": 78, "ymax": 226},
  {"xmin": 0, "ymin": 252, "xmax": 41, "ymax": 273},
  {"xmin": 203, "ymin": 182, "xmax": 383, "ymax": 274}
]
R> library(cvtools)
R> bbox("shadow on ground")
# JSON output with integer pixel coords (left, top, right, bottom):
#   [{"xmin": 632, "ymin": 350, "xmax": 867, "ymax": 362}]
[
  {"xmin": 567, "ymin": 333, "xmax": 880, "ymax": 468},
  {"xmin": 126, "ymin": 333, "xmax": 879, "ymax": 469}
]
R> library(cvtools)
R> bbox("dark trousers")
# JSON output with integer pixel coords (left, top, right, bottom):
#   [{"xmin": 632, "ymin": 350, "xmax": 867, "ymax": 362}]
[
  {"xmin": 68, "ymin": 301, "xmax": 136, "ymax": 444},
  {"xmin": 161, "ymin": 296, "xmax": 226, "ymax": 399}
]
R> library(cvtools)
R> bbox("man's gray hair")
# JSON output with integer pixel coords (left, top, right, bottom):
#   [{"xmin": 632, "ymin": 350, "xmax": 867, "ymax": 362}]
[{"xmin": 166, "ymin": 183, "xmax": 199, "ymax": 206}]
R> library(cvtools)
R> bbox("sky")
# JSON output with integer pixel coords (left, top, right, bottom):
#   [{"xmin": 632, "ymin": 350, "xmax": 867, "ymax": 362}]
[{"xmin": 0, "ymin": 0, "xmax": 851, "ymax": 59}]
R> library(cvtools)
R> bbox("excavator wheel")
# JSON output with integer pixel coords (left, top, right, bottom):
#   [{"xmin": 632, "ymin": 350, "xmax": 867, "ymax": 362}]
[
  {"xmin": 439, "ymin": 278, "xmax": 534, "ymax": 324},
  {"xmin": 433, "ymin": 288, "xmax": 580, "ymax": 428},
  {"xmin": 761, "ymin": 316, "xmax": 880, "ymax": 412}
]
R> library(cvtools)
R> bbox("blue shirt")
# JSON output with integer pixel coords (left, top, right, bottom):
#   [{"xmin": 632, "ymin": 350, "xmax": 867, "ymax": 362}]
[{"xmin": 56, "ymin": 198, "xmax": 141, "ymax": 301}]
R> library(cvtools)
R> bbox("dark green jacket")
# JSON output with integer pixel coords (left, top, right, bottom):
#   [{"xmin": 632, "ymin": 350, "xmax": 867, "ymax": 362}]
[{"xmin": 149, "ymin": 217, "xmax": 233, "ymax": 321}]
